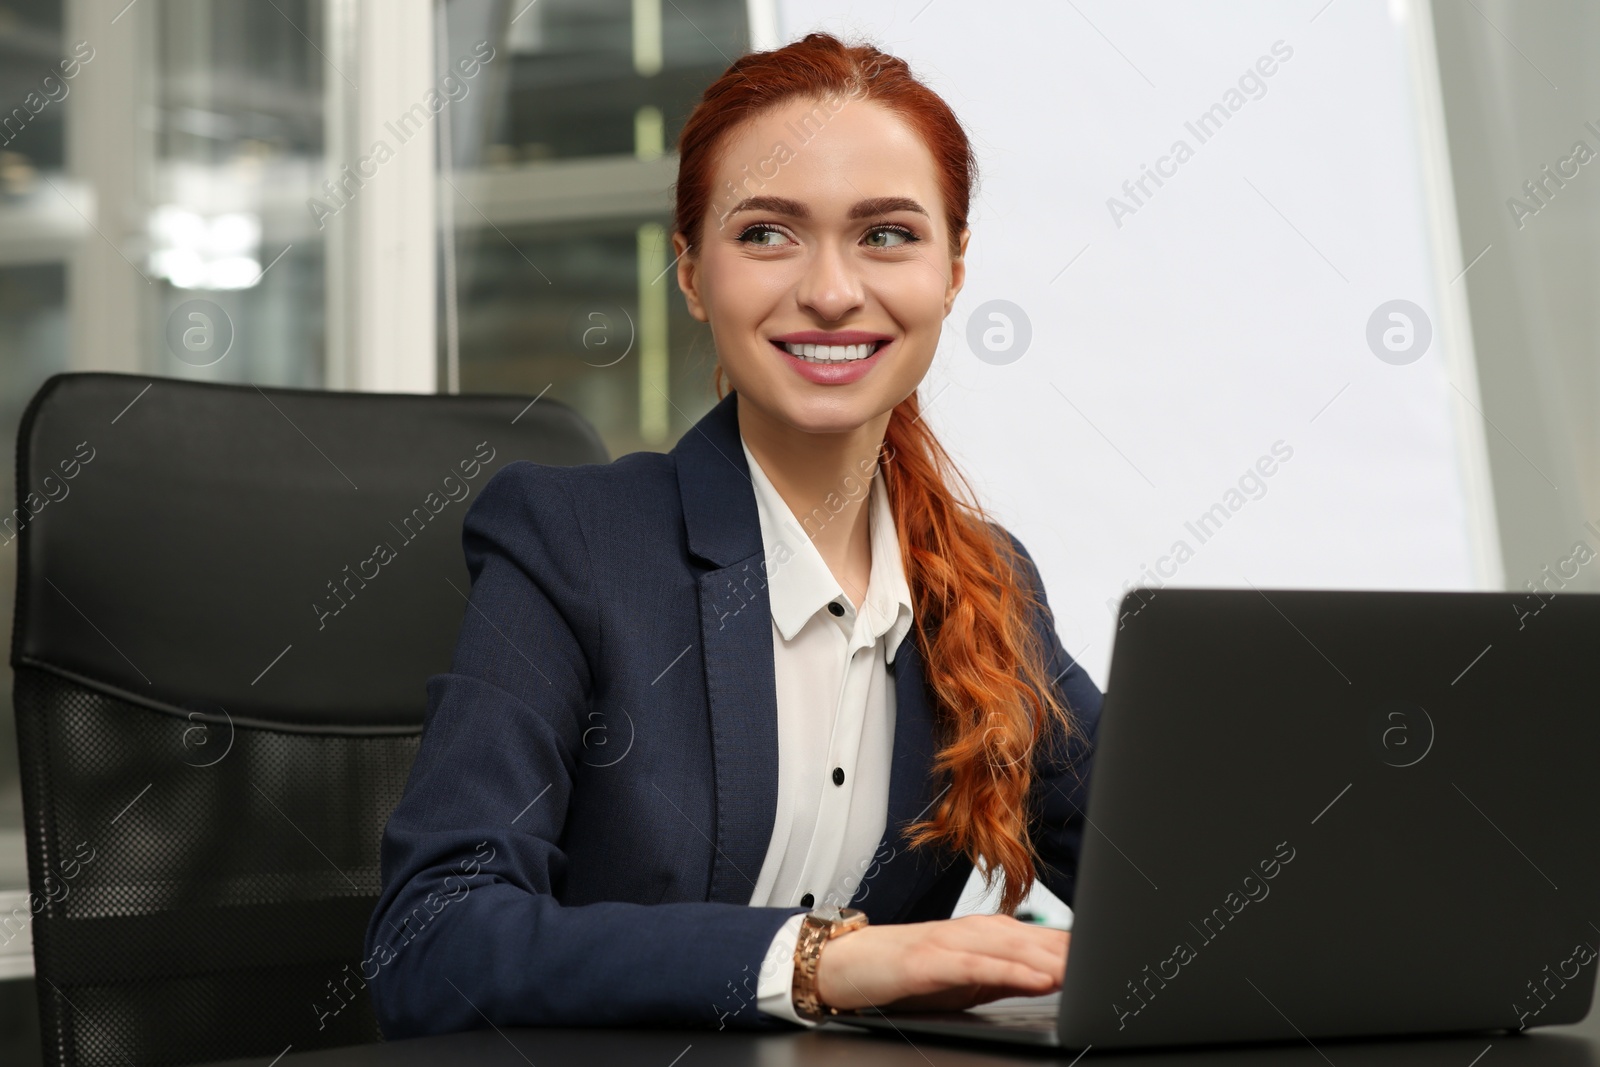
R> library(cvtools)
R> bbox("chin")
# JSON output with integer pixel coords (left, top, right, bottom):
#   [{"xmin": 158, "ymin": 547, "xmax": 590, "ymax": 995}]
[{"xmin": 768, "ymin": 389, "xmax": 896, "ymax": 436}]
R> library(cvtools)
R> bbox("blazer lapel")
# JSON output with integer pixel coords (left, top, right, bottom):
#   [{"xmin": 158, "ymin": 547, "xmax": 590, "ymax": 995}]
[
  {"xmin": 672, "ymin": 390, "xmax": 954, "ymax": 918},
  {"xmin": 674, "ymin": 391, "xmax": 780, "ymax": 905}
]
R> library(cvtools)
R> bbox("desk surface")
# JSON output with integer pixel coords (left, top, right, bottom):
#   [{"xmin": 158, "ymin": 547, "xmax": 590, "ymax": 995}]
[{"xmin": 198, "ymin": 1003, "xmax": 1600, "ymax": 1067}]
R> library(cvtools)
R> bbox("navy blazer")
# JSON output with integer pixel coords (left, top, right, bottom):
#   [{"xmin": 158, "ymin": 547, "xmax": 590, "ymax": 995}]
[{"xmin": 365, "ymin": 388, "xmax": 1104, "ymax": 1036}]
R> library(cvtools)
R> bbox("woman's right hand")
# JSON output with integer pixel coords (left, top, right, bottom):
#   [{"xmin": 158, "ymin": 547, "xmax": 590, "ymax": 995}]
[{"xmin": 812, "ymin": 913, "xmax": 1069, "ymax": 1014}]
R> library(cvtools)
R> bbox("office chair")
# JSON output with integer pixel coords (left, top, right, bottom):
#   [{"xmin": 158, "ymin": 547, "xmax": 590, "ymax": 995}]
[{"xmin": 9, "ymin": 373, "xmax": 610, "ymax": 1067}]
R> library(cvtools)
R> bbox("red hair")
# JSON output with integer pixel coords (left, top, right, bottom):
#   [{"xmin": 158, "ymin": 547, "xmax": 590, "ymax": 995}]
[{"xmin": 673, "ymin": 31, "xmax": 1078, "ymax": 914}]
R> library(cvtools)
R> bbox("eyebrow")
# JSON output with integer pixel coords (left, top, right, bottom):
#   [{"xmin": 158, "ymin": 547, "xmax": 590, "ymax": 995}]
[{"xmin": 724, "ymin": 195, "xmax": 930, "ymax": 220}]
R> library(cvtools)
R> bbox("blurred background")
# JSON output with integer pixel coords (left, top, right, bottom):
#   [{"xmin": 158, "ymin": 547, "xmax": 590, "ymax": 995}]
[{"xmin": 0, "ymin": 0, "xmax": 1596, "ymax": 1058}]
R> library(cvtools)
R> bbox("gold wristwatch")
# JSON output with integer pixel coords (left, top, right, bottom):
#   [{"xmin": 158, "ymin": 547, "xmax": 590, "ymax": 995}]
[{"xmin": 791, "ymin": 904, "xmax": 868, "ymax": 1022}]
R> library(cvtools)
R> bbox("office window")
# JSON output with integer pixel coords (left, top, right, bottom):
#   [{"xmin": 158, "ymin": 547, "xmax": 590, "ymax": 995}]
[
  {"xmin": 137, "ymin": 0, "xmax": 330, "ymax": 387},
  {"xmin": 439, "ymin": 0, "xmax": 750, "ymax": 456}
]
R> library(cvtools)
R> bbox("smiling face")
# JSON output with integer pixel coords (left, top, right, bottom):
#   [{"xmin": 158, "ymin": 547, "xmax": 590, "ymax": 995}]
[{"xmin": 673, "ymin": 96, "xmax": 970, "ymax": 438}]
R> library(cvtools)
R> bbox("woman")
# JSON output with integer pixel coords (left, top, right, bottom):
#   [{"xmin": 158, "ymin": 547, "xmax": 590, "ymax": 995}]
[{"xmin": 366, "ymin": 30, "xmax": 1102, "ymax": 1034}]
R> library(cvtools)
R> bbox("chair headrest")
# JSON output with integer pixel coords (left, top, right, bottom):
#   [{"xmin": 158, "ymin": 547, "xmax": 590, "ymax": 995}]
[{"xmin": 10, "ymin": 373, "xmax": 609, "ymax": 731}]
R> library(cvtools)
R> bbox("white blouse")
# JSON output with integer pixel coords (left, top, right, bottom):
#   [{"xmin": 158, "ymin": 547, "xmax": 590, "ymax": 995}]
[{"xmin": 737, "ymin": 434, "xmax": 915, "ymax": 1027}]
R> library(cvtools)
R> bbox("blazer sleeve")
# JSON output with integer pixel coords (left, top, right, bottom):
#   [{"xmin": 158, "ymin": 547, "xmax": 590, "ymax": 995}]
[
  {"xmin": 1000, "ymin": 529, "xmax": 1105, "ymax": 908},
  {"xmin": 364, "ymin": 462, "xmax": 810, "ymax": 1036}
]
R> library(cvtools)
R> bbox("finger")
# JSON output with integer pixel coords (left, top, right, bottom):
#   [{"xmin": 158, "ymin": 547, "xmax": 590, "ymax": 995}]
[
  {"xmin": 889, "ymin": 975, "xmax": 1056, "ymax": 1014},
  {"xmin": 937, "ymin": 951, "xmax": 1060, "ymax": 996},
  {"xmin": 1018, "ymin": 944, "xmax": 1068, "ymax": 982},
  {"xmin": 979, "ymin": 935, "xmax": 1066, "ymax": 983},
  {"xmin": 956, "ymin": 915, "xmax": 1069, "ymax": 951},
  {"xmin": 945, "ymin": 918, "xmax": 1069, "ymax": 977}
]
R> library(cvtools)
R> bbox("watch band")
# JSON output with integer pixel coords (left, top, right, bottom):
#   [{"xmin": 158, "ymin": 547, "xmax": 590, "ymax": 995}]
[{"xmin": 791, "ymin": 905, "xmax": 868, "ymax": 1022}]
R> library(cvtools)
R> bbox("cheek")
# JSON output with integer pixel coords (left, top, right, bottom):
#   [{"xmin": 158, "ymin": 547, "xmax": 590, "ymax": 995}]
[
  {"xmin": 696, "ymin": 274, "xmax": 778, "ymax": 392},
  {"xmin": 890, "ymin": 333, "xmax": 939, "ymax": 391},
  {"xmin": 878, "ymin": 278, "xmax": 948, "ymax": 354},
  {"xmin": 699, "ymin": 251, "xmax": 788, "ymax": 321},
  {"xmin": 880, "ymin": 260, "xmax": 950, "ymax": 313}
]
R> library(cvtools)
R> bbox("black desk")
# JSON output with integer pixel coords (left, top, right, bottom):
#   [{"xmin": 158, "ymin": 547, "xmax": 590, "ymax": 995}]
[{"xmin": 198, "ymin": 1003, "xmax": 1600, "ymax": 1067}]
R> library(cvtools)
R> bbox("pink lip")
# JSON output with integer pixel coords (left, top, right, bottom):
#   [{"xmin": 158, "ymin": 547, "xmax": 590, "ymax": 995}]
[
  {"xmin": 770, "ymin": 330, "xmax": 894, "ymax": 345},
  {"xmin": 770, "ymin": 337, "xmax": 893, "ymax": 385}
]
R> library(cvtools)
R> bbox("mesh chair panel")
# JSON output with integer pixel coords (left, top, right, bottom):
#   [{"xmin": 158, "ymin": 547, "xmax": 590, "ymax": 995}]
[{"xmin": 16, "ymin": 665, "xmax": 420, "ymax": 1067}]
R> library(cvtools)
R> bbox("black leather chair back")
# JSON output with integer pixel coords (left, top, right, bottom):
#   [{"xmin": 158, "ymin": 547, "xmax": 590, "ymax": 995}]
[{"xmin": 9, "ymin": 373, "xmax": 608, "ymax": 1067}]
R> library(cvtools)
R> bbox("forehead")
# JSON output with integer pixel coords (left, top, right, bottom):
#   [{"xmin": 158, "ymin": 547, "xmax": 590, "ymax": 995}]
[{"xmin": 711, "ymin": 96, "xmax": 945, "ymax": 218}]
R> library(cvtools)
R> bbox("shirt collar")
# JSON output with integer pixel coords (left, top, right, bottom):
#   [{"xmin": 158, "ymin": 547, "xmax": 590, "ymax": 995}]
[{"xmin": 740, "ymin": 435, "xmax": 915, "ymax": 662}]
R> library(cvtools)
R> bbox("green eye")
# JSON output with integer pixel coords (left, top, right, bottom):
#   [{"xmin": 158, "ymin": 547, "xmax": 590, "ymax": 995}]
[
  {"xmin": 867, "ymin": 225, "xmax": 918, "ymax": 248},
  {"xmin": 737, "ymin": 224, "xmax": 787, "ymax": 246}
]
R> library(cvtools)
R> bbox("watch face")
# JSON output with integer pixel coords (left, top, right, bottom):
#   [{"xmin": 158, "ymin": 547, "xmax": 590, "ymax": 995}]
[{"xmin": 811, "ymin": 904, "xmax": 846, "ymax": 922}]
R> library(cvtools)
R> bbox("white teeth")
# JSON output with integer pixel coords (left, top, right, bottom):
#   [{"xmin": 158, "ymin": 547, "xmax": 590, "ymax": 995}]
[{"xmin": 780, "ymin": 342, "xmax": 879, "ymax": 363}]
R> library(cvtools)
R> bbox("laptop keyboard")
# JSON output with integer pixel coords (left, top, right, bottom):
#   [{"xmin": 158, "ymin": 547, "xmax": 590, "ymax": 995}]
[
  {"xmin": 966, "ymin": 1011, "xmax": 1059, "ymax": 1032},
  {"xmin": 964, "ymin": 997, "xmax": 1060, "ymax": 1032}
]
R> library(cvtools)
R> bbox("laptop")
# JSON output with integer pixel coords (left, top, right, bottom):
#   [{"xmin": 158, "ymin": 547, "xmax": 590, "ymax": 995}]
[{"xmin": 826, "ymin": 587, "xmax": 1600, "ymax": 1051}]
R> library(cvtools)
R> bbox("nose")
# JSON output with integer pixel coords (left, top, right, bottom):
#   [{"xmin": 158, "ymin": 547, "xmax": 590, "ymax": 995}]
[{"xmin": 795, "ymin": 238, "xmax": 865, "ymax": 323}]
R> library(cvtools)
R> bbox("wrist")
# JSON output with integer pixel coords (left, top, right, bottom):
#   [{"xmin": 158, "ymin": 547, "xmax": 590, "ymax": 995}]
[
  {"xmin": 790, "ymin": 905, "xmax": 868, "ymax": 1021},
  {"xmin": 811, "ymin": 925, "xmax": 855, "ymax": 1008}
]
